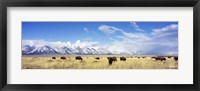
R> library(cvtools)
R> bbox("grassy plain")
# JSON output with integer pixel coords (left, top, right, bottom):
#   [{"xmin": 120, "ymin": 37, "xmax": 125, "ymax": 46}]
[{"xmin": 22, "ymin": 55, "xmax": 178, "ymax": 69}]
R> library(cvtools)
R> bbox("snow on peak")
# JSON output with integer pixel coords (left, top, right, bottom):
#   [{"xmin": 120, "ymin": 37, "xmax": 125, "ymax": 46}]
[{"xmin": 22, "ymin": 40, "xmax": 132, "ymax": 55}]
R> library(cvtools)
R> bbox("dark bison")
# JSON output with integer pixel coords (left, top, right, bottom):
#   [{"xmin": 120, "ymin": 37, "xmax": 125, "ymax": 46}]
[
  {"xmin": 167, "ymin": 56, "xmax": 172, "ymax": 58},
  {"xmin": 155, "ymin": 57, "xmax": 166, "ymax": 61},
  {"xmin": 95, "ymin": 57, "xmax": 100, "ymax": 60},
  {"xmin": 52, "ymin": 57, "xmax": 56, "ymax": 59},
  {"xmin": 151, "ymin": 57, "xmax": 156, "ymax": 59},
  {"xmin": 76, "ymin": 56, "xmax": 83, "ymax": 60},
  {"xmin": 174, "ymin": 57, "xmax": 178, "ymax": 61},
  {"xmin": 107, "ymin": 57, "xmax": 117, "ymax": 65},
  {"xmin": 142, "ymin": 57, "xmax": 146, "ymax": 58},
  {"xmin": 138, "ymin": 57, "xmax": 140, "ymax": 59},
  {"xmin": 60, "ymin": 56, "xmax": 66, "ymax": 60},
  {"xmin": 120, "ymin": 57, "xmax": 126, "ymax": 61}
]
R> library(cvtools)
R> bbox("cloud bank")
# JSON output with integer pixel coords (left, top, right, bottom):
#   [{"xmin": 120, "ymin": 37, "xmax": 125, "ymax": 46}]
[{"xmin": 97, "ymin": 23, "xmax": 178, "ymax": 55}]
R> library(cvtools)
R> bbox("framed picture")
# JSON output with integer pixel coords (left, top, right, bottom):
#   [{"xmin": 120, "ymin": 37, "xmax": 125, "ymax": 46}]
[{"xmin": 0, "ymin": 0, "xmax": 199, "ymax": 91}]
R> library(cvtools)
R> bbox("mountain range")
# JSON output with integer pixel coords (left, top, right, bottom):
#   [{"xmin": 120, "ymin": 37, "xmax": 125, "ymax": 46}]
[{"xmin": 22, "ymin": 45, "xmax": 124, "ymax": 55}]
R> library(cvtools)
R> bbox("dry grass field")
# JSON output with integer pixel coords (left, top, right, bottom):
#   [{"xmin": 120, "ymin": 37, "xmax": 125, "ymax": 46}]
[{"xmin": 22, "ymin": 56, "xmax": 178, "ymax": 69}]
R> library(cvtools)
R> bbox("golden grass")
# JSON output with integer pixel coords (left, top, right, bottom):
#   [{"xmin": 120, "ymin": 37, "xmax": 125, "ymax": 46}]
[{"xmin": 22, "ymin": 56, "xmax": 178, "ymax": 69}]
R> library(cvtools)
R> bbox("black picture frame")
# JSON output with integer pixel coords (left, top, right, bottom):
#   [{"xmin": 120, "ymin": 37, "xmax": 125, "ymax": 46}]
[{"xmin": 0, "ymin": 0, "xmax": 199, "ymax": 91}]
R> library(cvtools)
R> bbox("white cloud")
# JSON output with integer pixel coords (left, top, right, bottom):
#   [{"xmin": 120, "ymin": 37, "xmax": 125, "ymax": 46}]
[
  {"xmin": 121, "ymin": 31, "xmax": 149, "ymax": 41},
  {"xmin": 130, "ymin": 22, "xmax": 144, "ymax": 32},
  {"xmin": 97, "ymin": 24, "xmax": 178, "ymax": 55},
  {"xmin": 98, "ymin": 25, "xmax": 122, "ymax": 35},
  {"xmin": 151, "ymin": 24, "xmax": 178, "ymax": 36},
  {"xmin": 103, "ymin": 24, "xmax": 178, "ymax": 55},
  {"xmin": 84, "ymin": 27, "xmax": 90, "ymax": 33}
]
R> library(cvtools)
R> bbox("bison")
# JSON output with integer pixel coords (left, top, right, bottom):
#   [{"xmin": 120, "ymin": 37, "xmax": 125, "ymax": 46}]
[
  {"xmin": 167, "ymin": 56, "xmax": 172, "ymax": 58},
  {"xmin": 52, "ymin": 57, "xmax": 56, "ymax": 59},
  {"xmin": 107, "ymin": 57, "xmax": 117, "ymax": 65},
  {"xmin": 76, "ymin": 56, "xmax": 83, "ymax": 60},
  {"xmin": 120, "ymin": 57, "xmax": 126, "ymax": 61},
  {"xmin": 60, "ymin": 56, "xmax": 66, "ymax": 60},
  {"xmin": 155, "ymin": 57, "xmax": 166, "ymax": 61},
  {"xmin": 142, "ymin": 57, "xmax": 146, "ymax": 58},
  {"xmin": 95, "ymin": 57, "xmax": 100, "ymax": 60},
  {"xmin": 174, "ymin": 57, "xmax": 178, "ymax": 61}
]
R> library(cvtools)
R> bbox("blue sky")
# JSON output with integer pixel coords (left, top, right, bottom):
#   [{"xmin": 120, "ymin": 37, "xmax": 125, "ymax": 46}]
[
  {"xmin": 22, "ymin": 22, "xmax": 177, "ymax": 42},
  {"xmin": 22, "ymin": 22, "xmax": 178, "ymax": 55}
]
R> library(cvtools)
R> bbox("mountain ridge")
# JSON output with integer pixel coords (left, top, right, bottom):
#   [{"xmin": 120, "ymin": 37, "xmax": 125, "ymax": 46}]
[{"xmin": 22, "ymin": 45, "xmax": 127, "ymax": 55}]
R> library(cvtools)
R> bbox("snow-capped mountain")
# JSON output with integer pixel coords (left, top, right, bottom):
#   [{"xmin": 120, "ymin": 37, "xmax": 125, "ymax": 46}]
[
  {"xmin": 22, "ymin": 45, "xmax": 59, "ymax": 55},
  {"xmin": 22, "ymin": 40, "xmax": 133, "ymax": 55},
  {"xmin": 22, "ymin": 45, "xmax": 112, "ymax": 55}
]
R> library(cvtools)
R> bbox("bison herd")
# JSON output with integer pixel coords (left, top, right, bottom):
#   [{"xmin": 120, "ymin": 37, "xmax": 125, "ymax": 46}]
[
  {"xmin": 49, "ymin": 56, "xmax": 178, "ymax": 65},
  {"xmin": 151, "ymin": 56, "xmax": 178, "ymax": 61}
]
